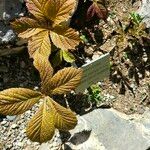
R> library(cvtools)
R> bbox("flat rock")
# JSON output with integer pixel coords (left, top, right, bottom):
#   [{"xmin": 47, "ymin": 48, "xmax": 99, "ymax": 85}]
[
  {"xmin": 67, "ymin": 108, "xmax": 150, "ymax": 150},
  {"xmin": 138, "ymin": 0, "xmax": 150, "ymax": 28}
]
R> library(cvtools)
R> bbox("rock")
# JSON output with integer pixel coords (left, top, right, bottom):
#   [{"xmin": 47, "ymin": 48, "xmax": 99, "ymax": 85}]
[
  {"xmin": 0, "ymin": 0, "xmax": 24, "ymax": 20},
  {"xmin": 1, "ymin": 29, "xmax": 16, "ymax": 43},
  {"xmin": 20, "ymin": 61, "xmax": 26, "ymax": 68},
  {"xmin": 39, "ymin": 131, "xmax": 62, "ymax": 150},
  {"xmin": 65, "ymin": 132, "xmax": 106, "ymax": 150},
  {"xmin": 67, "ymin": 108, "xmax": 150, "ymax": 150},
  {"xmin": 100, "ymin": 38, "xmax": 116, "ymax": 52},
  {"xmin": 92, "ymin": 54, "xmax": 100, "ymax": 60},
  {"xmin": 1, "ymin": 120, "xmax": 7, "ymax": 125},
  {"xmin": 138, "ymin": 0, "xmax": 150, "ymax": 28},
  {"xmin": 92, "ymin": 51, "xmax": 103, "ymax": 60},
  {"xmin": 11, "ymin": 123, "xmax": 18, "ymax": 129},
  {"xmin": 84, "ymin": 46, "xmax": 94, "ymax": 57},
  {"xmin": 0, "ymin": 0, "xmax": 26, "ymax": 55},
  {"xmin": 6, "ymin": 115, "xmax": 17, "ymax": 121},
  {"xmin": 17, "ymin": 142, "xmax": 24, "ymax": 147}
]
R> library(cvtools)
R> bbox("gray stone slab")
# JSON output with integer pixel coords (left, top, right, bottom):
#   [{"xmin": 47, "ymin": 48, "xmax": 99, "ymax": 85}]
[
  {"xmin": 138, "ymin": 0, "xmax": 150, "ymax": 28},
  {"xmin": 68, "ymin": 108, "xmax": 150, "ymax": 150}
]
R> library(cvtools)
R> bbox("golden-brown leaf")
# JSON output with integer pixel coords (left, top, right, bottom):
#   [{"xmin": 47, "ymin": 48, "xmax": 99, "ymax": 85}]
[
  {"xmin": 26, "ymin": 98, "xmax": 55, "ymax": 143},
  {"xmin": 11, "ymin": 17, "xmax": 40, "ymax": 33},
  {"xmin": 50, "ymin": 25, "xmax": 80, "ymax": 50},
  {"xmin": 28, "ymin": 30, "xmax": 51, "ymax": 58},
  {"xmin": 49, "ymin": 67, "xmax": 82, "ymax": 95},
  {"xmin": 26, "ymin": 0, "xmax": 48, "ymax": 20},
  {"xmin": 45, "ymin": 0, "xmax": 78, "ymax": 26},
  {"xmin": 50, "ymin": 98, "xmax": 77, "ymax": 130},
  {"xmin": 0, "ymin": 88, "xmax": 42, "ymax": 115},
  {"xmin": 33, "ymin": 53, "xmax": 53, "ymax": 94},
  {"xmin": 19, "ymin": 28, "xmax": 46, "ymax": 39}
]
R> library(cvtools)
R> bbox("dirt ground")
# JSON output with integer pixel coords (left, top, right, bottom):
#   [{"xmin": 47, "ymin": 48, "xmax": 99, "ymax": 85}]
[{"xmin": 101, "ymin": 0, "xmax": 150, "ymax": 114}]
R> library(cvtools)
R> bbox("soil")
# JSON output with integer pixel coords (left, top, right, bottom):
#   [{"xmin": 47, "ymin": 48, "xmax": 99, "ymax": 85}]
[
  {"xmin": 101, "ymin": 0, "xmax": 150, "ymax": 115},
  {"xmin": 0, "ymin": 51, "xmax": 40, "ymax": 91}
]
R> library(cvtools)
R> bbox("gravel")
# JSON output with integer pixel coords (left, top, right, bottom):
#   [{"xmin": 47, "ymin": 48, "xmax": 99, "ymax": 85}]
[
  {"xmin": 0, "ymin": 99, "xmax": 63, "ymax": 150},
  {"xmin": 0, "ymin": 104, "xmax": 37, "ymax": 150}
]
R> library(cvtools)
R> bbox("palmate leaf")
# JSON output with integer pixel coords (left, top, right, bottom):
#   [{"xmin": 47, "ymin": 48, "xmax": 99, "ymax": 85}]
[
  {"xmin": 26, "ymin": 98, "xmax": 55, "ymax": 143},
  {"xmin": 26, "ymin": 0, "xmax": 49, "ymax": 20},
  {"xmin": 18, "ymin": 28, "xmax": 46, "ymax": 39},
  {"xmin": 33, "ymin": 53, "xmax": 53, "ymax": 93},
  {"xmin": 87, "ymin": 2, "xmax": 108, "ymax": 21},
  {"xmin": 11, "ymin": 17, "xmax": 41, "ymax": 33},
  {"xmin": 33, "ymin": 54, "xmax": 82, "ymax": 95},
  {"xmin": 50, "ymin": 25, "xmax": 80, "ymax": 50},
  {"xmin": 44, "ymin": 0, "xmax": 78, "ymax": 26},
  {"xmin": 27, "ymin": 96, "xmax": 77, "ymax": 143},
  {"xmin": 62, "ymin": 50, "xmax": 75, "ymax": 63},
  {"xmin": 28, "ymin": 30, "xmax": 51, "ymax": 58},
  {"xmin": 50, "ymin": 98, "xmax": 77, "ymax": 130},
  {"xmin": 11, "ymin": 17, "xmax": 47, "ymax": 39},
  {"xmin": 49, "ymin": 67, "xmax": 83, "ymax": 95},
  {"xmin": 0, "ymin": 88, "xmax": 42, "ymax": 115},
  {"xmin": 11, "ymin": 0, "xmax": 80, "ymax": 59}
]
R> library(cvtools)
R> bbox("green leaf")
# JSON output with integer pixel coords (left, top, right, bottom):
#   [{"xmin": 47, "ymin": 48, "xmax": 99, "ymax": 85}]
[
  {"xmin": 130, "ymin": 12, "xmax": 143, "ymax": 25},
  {"xmin": 62, "ymin": 50, "xmax": 75, "ymax": 63}
]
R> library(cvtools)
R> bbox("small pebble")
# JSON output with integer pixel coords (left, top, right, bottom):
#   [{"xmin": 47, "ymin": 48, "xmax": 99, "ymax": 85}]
[
  {"xmin": 1, "ymin": 120, "xmax": 7, "ymax": 125},
  {"xmin": 11, "ymin": 124, "xmax": 18, "ymax": 129},
  {"xmin": 17, "ymin": 142, "xmax": 24, "ymax": 147},
  {"xmin": 6, "ymin": 115, "xmax": 17, "ymax": 121}
]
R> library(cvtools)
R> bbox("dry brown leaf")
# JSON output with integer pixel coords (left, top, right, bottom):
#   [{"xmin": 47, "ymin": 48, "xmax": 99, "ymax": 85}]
[
  {"xmin": 87, "ymin": 2, "xmax": 108, "ymax": 21},
  {"xmin": 45, "ymin": 0, "xmax": 77, "ymax": 26},
  {"xmin": 26, "ymin": 96, "xmax": 77, "ymax": 143},
  {"xmin": 50, "ymin": 98, "xmax": 77, "ymax": 130},
  {"xmin": 50, "ymin": 25, "xmax": 80, "ymax": 50},
  {"xmin": 28, "ymin": 30, "xmax": 51, "ymax": 58},
  {"xmin": 11, "ymin": 0, "xmax": 79, "ymax": 60},
  {"xmin": 19, "ymin": 28, "xmax": 46, "ymax": 39},
  {"xmin": 26, "ymin": 98, "xmax": 55, "ymax": 143},
  {"xmin": 0, "ymin": 88, "xmax": 42, "ymax": 115},
  {"xmin": 33, "ymin": 53, "xmax": 54, "ymax": 93},
  {"xmin": 49, "ymin": 67, "xmax": 82, "ymax": 95},
  {"xmin": 26, "ymin": 0, "xmax": 48, "ymax": 20},
  {"xmin": 11, "ymin": 17, "xmax": 41, "ymax": 33}
]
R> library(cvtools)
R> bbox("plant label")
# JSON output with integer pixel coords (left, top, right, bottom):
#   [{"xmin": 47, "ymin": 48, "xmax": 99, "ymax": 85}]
[{"xmin": 76, "ymin": 53, "xmax": 110, "ymax": 92}]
